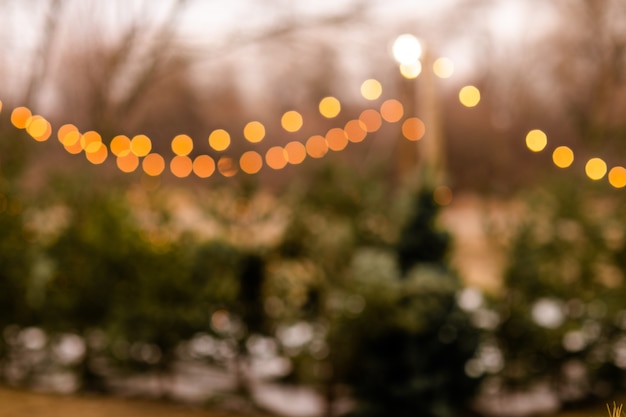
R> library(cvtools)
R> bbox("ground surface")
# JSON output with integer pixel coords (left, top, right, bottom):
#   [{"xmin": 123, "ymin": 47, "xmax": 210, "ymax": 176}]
[
  {"xmin": 0, "ymin": 385, "xmax": 622, "ymax": 417},
  {"xmin": 0, "ymin": 386, "xmax": 272, "ymax": 417}
]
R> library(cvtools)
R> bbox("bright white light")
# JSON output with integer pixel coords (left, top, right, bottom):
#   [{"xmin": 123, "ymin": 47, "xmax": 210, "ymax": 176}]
[{"xmin": 392, "ymin": 34, "xmax": 422, "ymax": 65}]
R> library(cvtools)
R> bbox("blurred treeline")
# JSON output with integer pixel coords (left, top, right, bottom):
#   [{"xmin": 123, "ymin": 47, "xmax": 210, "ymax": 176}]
[{"xmin": 4, "ymin": 1, "xmax": 626, "ymax": 417}]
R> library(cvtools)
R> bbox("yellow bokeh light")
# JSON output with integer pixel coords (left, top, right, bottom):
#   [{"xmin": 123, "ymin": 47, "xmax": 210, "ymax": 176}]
[
  {"xmin": 585, "ymin": 157, "xmax": 607, "ymax": 180},
  {"xmin": 326, "ymin": 127, "xmax": 348, "ymax": 152},
  {"xmin": 209, "ymin": 129, "xmax": 230, "ymax": 151},
  {"xmin": 142, "ymin": 153, "xmax": 165, "ymax": 176},
  {"xmin": 170, "ymin": 155, "xmax": 193, "ymax": 178},
  {"xmin": 319, "ymin": 96, "xmax": 341, "ymax": 118},
  {"xmin": 306, "ymin": 135, "xmax": 328, "ymax": 159},
  {"xmin": 110, "ymin": 135, "xmax": 131, "ymax": 157},
  {"xmin": 243, "ymin": 121, "xmax": 265, "ymax": 143},
  {"xmin": 130, "ymin": 134, "xmax": 152, "ymax": 157},
  {"xmin": 281, "ymin": 110, "xmax": 303, "ymax": 133},
  {"xmin": 117, "ymin": 153, "xmax": 139, "ymax": 173},
  {"xmin": 11, "ymin": 107, "xmax": 32, "ymax": 129},
  {"xmin": 218, "ymin": 157, "xmax": 238, "ymax": 177},
  {"xmin": 81, "ymin": 131, "xmax": 103, "ymax": 153},
  {"xmin": 85, "ymin": 143, "xmax": 108, "ymax": 165},
  {"xmin": 360, "ymin": 79, "xmax": 382, "ymax": 101},
  {"xmin": 57, "ymin": 124, "xmax": 78, "ymax": 144},
  {"xmin": 402, "ymin": 117, "xmax": 426, "ymax": 141},
  {"xmin": 193, "ymin": 155, "xmax": 216, "ymax": 178},
  {"xmin": 285, "ymin": 141, "xmax": 306, "ymax": 165},
  {"xmin": 399, "ymin": 62, "xmax": 422, "ymax": 79},
  {"xmin": 608, "ymin": 166, "xmax": 626, "ymax": 188},
  {"xmin": 171, "ymin": 134, "xmax": 193, "ymax": 156},
  {"xmin": 552, "ymin": 146, "xmax": 574, "ymax": 168},
  {"xmin": 525, "ymin": 129, "xmax": 547, "ymax": 152},
  {"xmin": 433, "ymin": 185, "xmax": 453, "ymax": 206},
  {"xmin": 240, "ymin": 151, "xmax": 263, "ymax": 174},
  {"xmin": 433, "ymin": 57, "xmax": 454, "ymax": 79},
  {"xmin": 344, "ymin": 119, "xmax": 367, "ymax": 143},
  {"xmin": 459, "ymin": 85, "xmax": 481, "ymax": 108},
  {"xmin": 26, "ymin": 115, "xmax": 51, "ymax": 141},
  {"xmin": 266, "ymin": 146, "xmax": 288, "ymax": 170},
  {"xmin": 380, "ymin": 99, "xmax": 404, "ymax": 123},
  {"xmin": 359, "ymin": 109, "xmax": 382, "ymax": 133}
]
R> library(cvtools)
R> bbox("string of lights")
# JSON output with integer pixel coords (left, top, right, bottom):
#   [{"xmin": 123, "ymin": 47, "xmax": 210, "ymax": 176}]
[{"xmin": 2, "ymin": 45, "xmax": 623, "ymax": 189}]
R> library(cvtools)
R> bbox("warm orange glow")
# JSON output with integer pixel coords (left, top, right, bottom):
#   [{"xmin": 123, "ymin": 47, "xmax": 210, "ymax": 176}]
[
  {"xmin": 63, "ymin": 137, "xmax": 83, "ymax": 154},
  {"xmin": 57, "ymin": 124, "xmax": 78, "ymax": 144},
  {"xmin": 193, "ymin": 155, "xmax": 216, "ymax": 178},
  {"xmin": 81, "ymin": 131, "xmax": 103, "ymax": 153},
  {"xmin": 11, "ymin": 107, "xmax": 32, "ymax": 129},
  {"xmin": 319, "ymin": 96, "xmax": 341, "ymax": 118},
  {"xmin": 526, "ymin": 129, "xmax": 547, "ymax": 152},
  {"xmin": 218, "ymin": 157, "xmax": 238, "ymax": 177},
  {"xmin": 359, "ymin": 109, "xmax": 382, "ymax": 132},
  {"xmin": 171, "ymin": 134, "xmax": 193, "ymax": 156},
  {"xmin": 459, "ymin": 85, "xmax": 481, "ymax": 107},
  {"xmin": 142, "ymin": 153, "xmax": 165, "ymax": 176},
  {"xmin": 266, "ymin": 146, "xmax": 288, "ymax": 170},
  {"xmin": 117, "ymin": 153, "xmax": 139, "ymax": 173},
  {"xmin": 26, "ymin": 115, "xmax": 51, "ymax": 141},
  {"xmin": 0, "ymin": 100, "xmax": 2, "ymax": 112},
  {"xmin": 306, "ymin": 135, "xmax": 328, "ymax": 159},
  {"xmin": 585, "ymin": 158, "xmax": 607, "ymax": 180},
  {"xmin": 85, "ymin": 143, "xmax": 108, "ymax": 164},
  {"xmin": 344, "ymin": 119, "xmax": 367, "ymax": 143},
  {"xmin": 285, "ymin": 141, "xmax": 306, "ymax": 165},
  {"xmin": 209, "ymin": 129, "xmax": 230, "ymax": 151},
  {"xmin": 240, "ymin": 151, "xmax": 263, "ymax": 174},
  {"xmin": 609, "ymin": 166, "xmax": 626, "ymax": 188},
  {"xmin": 402, "ymin": 117, "xmax": 425, "ymax": 141},
  {"xmin": 130, "ymin": 134, "xmax": 152, "ymax": 157},
  {"xmin": 552, "ymin": 146, "xmax": 574, "ymax": 168},
  {"xmin": 244, "ymin": 121, "xmax": 265, "ymax": 143},
  {"xmin": 281, "ymin": 110, "xmax": 303, "ymax": 133},
  {"xmin": 170, "ymin": 155, "xmax": 193, "ymax": 178},
  {"xmin": 380, "ymin": 99, "xmax": 404, "ymax": 123},
  {"xmin": 110, "ymin": 135, "xmax": 131, "ymax": 157},
  {"xmin": 360, "ymin": 79, "xmax": 382, "ymax": 101},
  {"xmin": 325, "ymin": 127, "xmax": 348, "ymax": 151}
]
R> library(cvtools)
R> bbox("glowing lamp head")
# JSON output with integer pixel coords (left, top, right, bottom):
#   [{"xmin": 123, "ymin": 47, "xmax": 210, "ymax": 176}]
[{"xmin": 392, "ymin": 34, "xmax": 423, "ymax": 65}]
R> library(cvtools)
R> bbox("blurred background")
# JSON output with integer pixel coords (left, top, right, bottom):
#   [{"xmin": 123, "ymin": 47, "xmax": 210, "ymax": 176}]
[{"xmin": 3, "ymin": 1, "xmax": 626, "ymax": 416}]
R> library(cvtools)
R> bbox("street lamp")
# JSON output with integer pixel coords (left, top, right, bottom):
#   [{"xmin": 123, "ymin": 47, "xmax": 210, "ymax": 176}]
[{"xmin": 392, "ymin": 34, "xmax": 445, "ymax": 187}]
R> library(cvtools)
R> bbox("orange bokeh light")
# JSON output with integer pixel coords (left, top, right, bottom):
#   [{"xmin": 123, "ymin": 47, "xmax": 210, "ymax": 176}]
[
  {"xmin": 85, "ymin": 144, "xmax": 108, "ymax": 164},
  {"xmin": 170, "ymin": 155, "xmax": 193, "ymax": 178},
  {"xmin": 402, "ymin": 117, "xmax": 426, "ymax": 141},
  {"xmin": 11, "ymin": 107, "xmax": 32, "ymax": 129},
  {"xmin": 359, "ymin": 109, "xmax": 382, "ymax": 133},
  {"xmin": 325, "ymin": 127, "xmax": 348, "ymax": 151},
  {"xmin": 240, "ymin": 151, "xmax": 263, "ymax": 174},
  {"xmin": 344, "ymin": 119, "xmax": 367, "ymax": 143},
  {"xmin": 285, "ymin": 141, "xmax": 306, "ymax": 164},
  {"xmin": 117, "ymin": 153, "xmax": 139, "ymax": 173},
  {"xmin": 193, "ymin": 155, "xmax": 215, "ymax": 178},
  {"xmin": 266, "ymin": 146, "xmax": 288, "ymax": 170},
  {"xmin": 380, "ymin": 99, "xmax": 404, "ymax": 123},
  {"xmin": 306, "ymin": 135, "xmax": 328, "ymax": 159},
  {"xmin": 110, "ymin": 135, "xmax": 131, "ymax": 157},
  {"xmin": 142, "ymin": 153, "xmax": 165, "ymax": 176}
]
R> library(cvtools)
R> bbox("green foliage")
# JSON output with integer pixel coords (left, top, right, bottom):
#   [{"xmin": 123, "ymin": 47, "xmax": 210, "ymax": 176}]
[{"xmin": 488, "ymin": 181, "xmax": 626, "ymax": 404}]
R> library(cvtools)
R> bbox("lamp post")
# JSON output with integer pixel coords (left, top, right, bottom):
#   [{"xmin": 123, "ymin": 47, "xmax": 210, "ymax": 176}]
[{"xmin": 392, "ymin": 34, "xmax": 445, "ymax": 187}]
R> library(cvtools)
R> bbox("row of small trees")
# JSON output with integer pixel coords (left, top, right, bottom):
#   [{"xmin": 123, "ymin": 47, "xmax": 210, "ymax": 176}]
[{"xmin": 0, "ymin": 136, "xmax": 481, "ymax": 417}]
